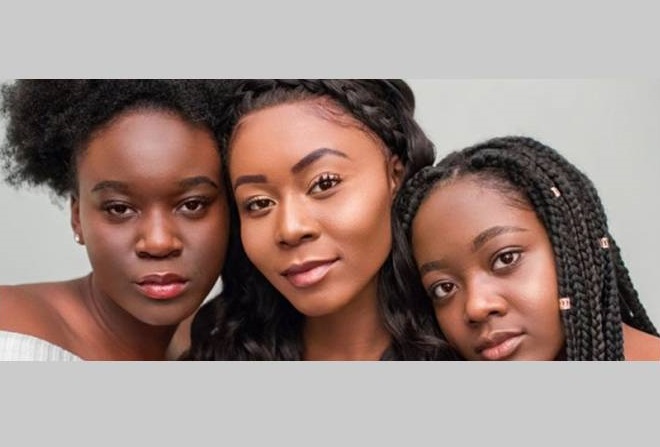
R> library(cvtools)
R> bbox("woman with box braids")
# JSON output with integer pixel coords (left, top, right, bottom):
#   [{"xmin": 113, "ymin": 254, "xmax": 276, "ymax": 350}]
[
  {"xmin": 393, "ymin": 135, "xmax": 659, "ymax": 360},
  {"xmin": 186, "ymin": 79, "xmax": 455, "ymax": 360}
]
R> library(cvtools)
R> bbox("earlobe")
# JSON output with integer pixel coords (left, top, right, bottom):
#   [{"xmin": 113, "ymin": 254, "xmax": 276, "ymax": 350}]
[
  {"xmin": 389, "ymin": 155, "xmax": 405, "ymax": 195},
  {"xmin": 70, "ymin": 195, "xmax": 84, "ymax": 245}
]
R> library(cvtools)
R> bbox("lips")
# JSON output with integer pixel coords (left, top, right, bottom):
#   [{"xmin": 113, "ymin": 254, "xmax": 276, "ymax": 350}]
[
  {"xmin": 475, "ymin": 330, "xmax": 524, "ymax": 361},
  {"xmin": 281, "ymin": 259, "xmax": 338, "ymax": 288},
  {"xmin": 135, "ymin": 273, "xmax": 189, "ymax": 300}
]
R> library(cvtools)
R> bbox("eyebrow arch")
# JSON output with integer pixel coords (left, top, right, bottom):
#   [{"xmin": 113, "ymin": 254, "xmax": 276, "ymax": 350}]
[
  {"xmin": 178, "ymin": 176, "xmax": 219, "ymax": 190},
  {"xmin": 417, "ymin": 225, "xmax": 528, "ymax": 277},
  {"xmin": 91, "ymin": 176, "xmax": 219, "ymax": 194},
  {"xmin": 472, "ymin": 225, "xmax": 527, "ymax": 252},
  {"xmin": 419, "ymin": 260, "xmax": 445, "ymax": 277},
  {"xmin": 291, "ymin": 147, "xmax": 349, "ymax": 174},
  {"xmin": 233, "ymin": 148, "xmax": 349, "ymax": 191},
  {"xmin": 233, "ymin": 174, "xmax": 268, "ymax": 191},
  {"xmin": 91, "ymin": 180, "xmax": 129, "ymax": 194}
]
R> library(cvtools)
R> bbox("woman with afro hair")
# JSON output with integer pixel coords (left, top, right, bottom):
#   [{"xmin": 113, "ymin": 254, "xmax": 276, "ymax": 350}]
[{"xmin": 0, "ymin": 79, "xmax": 237, "ymax": 360}]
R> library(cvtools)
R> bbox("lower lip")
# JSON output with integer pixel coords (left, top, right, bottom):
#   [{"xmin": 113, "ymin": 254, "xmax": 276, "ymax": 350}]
[
  {"xmin": 285, "ymin": 261, "xmax": 336, "ymax": 288},
  {"xmin": 136, "ymin": 282, "xmax": 188, "ymax": 300},
  {"xmin": 480, "ymin": 335, "xmax": 524, "ymax": 361}
]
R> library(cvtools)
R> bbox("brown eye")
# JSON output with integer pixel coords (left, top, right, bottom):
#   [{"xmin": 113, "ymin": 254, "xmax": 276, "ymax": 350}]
[
  {"xmin": 104, "ymin": 203, "xmax": 136, "ymax": 219},
  {"xmin": 245, "ymin": 197, "xmax": 274, "ymax": 212},
  {"xmin": 179, "ymin": 198, "xmax": 210, "ymax": 216},
  {"xmin": 309, "ymin": 173, "xmax": 341, "ymax": 194},
  {"xmin": 430, "ymin": 281, "xmax": 456, "ymax": 302},
  {"xmin": 493, "ymin": 250, "xmax": 522, "ymax": 271}
]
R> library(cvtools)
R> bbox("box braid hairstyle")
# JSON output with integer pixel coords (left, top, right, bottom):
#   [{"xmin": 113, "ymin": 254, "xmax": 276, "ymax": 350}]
[
  {"xmin": 186, "ymin": 79, "xmax": 456, "ymax": 360},
  {"xmin": 394, "ymin": 135, "xmax": 658, "ymax": 360}
]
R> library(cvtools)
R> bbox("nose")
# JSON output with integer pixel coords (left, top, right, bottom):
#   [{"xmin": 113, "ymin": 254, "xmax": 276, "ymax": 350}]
[
  {"xmin": 135, "ymin": 210, "xmax": 183, "ymax": 259},
  {"xmin": 463, "ymin": 279, "xmax": 508, "ymax": 324},
  {"xmin": 275, "ymin": 196, "xmax": 319, "ymax": 248}
]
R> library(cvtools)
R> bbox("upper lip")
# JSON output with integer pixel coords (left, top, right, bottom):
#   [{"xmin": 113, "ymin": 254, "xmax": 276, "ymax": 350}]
[
  {"xmin": 475, "ymin": 330, "xmax": 523, "ymax": 353},
  {"xmin": 281, "ymin": 259, "xmax": 337, "ymax": 276},
  {"xmin": 136, "ymin": 273, "xmax": 188, "ymax": 285}
]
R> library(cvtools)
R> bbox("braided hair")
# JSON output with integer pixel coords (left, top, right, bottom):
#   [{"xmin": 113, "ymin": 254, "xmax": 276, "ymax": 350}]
[
  {"xmin": 186, "ymin": 79, "xmax": 455, "ymax": 360},
  {"xmin": 394, "ymin": 135, "xmax": 658, "ymax": 360}
]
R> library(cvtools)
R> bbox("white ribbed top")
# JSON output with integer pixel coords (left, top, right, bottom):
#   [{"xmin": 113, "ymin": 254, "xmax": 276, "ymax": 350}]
[{"xmin": 0, "ymin": 330, "xmax": 82, "ymax": 361}]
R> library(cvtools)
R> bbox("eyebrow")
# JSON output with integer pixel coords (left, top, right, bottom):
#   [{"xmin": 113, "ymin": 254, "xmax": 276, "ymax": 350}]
[
  {"xmin": 291, "ymin": 147, "xmax": 348, "ymax": 174},
  {"xmin": 91, "ymin": 176, "xmax": 218, "ymax": 194},
  {"xmin": 417, "ymin": 225, "xmax": 528, "ymax": 277},
  {"xmin": 232, "ymin": 147, "xmax": 349, "ymax": 190},
  {"xmin": 472, "ymin": 225, "xmax": 527, "ymax": 252}
]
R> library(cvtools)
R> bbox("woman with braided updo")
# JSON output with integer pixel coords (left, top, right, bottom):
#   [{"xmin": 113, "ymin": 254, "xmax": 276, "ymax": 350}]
[
  {"xmin": 185, "ymin": 79, "xmax": 455, "ymax": 360},
  {"xmin": 0, "ymin": 79, "xmax": 235, "ymax": 360},
  {"xmin": 394, "ymin": 135, "xmax": 660, "ymax": 360}
]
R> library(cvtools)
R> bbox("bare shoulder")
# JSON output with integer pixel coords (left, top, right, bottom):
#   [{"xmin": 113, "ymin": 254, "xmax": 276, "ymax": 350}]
[
  {"xmin": 622, "ymin": 323, "xmax": 660, "ymax": 361},
  {"xmin": 0, "ymin": 279, "xmax": 84, "ymax": 340}
]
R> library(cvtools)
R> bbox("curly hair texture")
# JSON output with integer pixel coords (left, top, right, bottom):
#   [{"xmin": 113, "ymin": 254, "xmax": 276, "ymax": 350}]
[
  {"xmin": 0, "ymin": 79, "xmax": 231, "ymax": 198},
  {"xmin": 394, "ymin": 135, "xmax": 658, "ymax": 360},
  {"xmin": 0, "ymin": 79, "xmax": 247, "ymax": 360},
  {"xmin": 185, "ymin": 79, "xmax": 456, "ymax": 360}
]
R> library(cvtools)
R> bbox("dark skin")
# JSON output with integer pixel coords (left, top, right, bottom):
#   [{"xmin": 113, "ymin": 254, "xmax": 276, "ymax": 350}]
[
  {"xmin": 0, "ymin": 109, "xmax": 229, "ymax": 360},
  {"xmin": 230, "ymin": 101, "xmax": 403, "ymax": 360}
]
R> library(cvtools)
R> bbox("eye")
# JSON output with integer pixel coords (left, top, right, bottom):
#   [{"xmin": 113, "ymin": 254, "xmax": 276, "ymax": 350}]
[
  {"xmin": 244, "ymin": 196, "xmax": 275, "ymax": 213},
  {"xmin": 308, "ymin": 173, "xmax": 341, "ymax": 194},
  {"xmin": 429, "ymin": 281, "xmax": 457, "ymax": 303},
  {"xmin": 178, "ymin": 197, "xmax": 211, "ymax": 216},
  {"xmin": 103, "ymin": 202, "xmax": 136, "ymax": 219},
  {"xmin": 492, "ymin": 250, "xmax": 522, "ymax": 271}
]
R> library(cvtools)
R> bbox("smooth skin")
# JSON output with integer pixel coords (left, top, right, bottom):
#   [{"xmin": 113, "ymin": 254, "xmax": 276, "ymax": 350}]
[
  {"xmin": 230, "ymin": 100, "xmax": 403, "ymax": 360},
  {"xmin": 412, "ymin": 176, "xmax": 660, "ymax": 361},
  {"xmin": 412, "ymin": 177, "xmax": 565, "ymax": 360},
  {"xmin": 0, "ymin": 110, "xmax": 229, "ymax": 360}
]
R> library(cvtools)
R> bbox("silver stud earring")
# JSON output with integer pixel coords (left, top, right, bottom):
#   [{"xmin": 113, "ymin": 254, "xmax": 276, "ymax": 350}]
[{"xmin": 74, "ymin": 233, "xmax": 82, "ymax": 244}]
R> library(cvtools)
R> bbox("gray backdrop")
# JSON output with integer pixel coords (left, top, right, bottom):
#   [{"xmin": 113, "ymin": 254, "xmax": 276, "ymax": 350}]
[{"xmin": 1, "ymin": 79, "xmax": 658, "ymax": 326}]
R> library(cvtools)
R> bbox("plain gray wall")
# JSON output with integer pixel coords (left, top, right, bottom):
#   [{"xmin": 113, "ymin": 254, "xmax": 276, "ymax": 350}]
[{"xmin": 0, "ymin": 79, "xmax": 658, "ymax": 326}]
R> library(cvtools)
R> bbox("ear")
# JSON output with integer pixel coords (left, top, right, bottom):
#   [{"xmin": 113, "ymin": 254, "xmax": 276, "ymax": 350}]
[
  {"xmin": 388, "ymin": 155, "xmax": 405, "ymax": 196},
  {"xmin": 70, "ymin": 194, "xmax": 84, "ymax": 245}
]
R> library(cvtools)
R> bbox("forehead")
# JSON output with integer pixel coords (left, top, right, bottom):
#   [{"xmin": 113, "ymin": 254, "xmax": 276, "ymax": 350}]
[
  {"xmin": 78, "ymin": 110, "xmax": 221, "ymax": 188},
  {"xmin": 228, "ymin": 101, "xmax": 386, "ymax": 172},
  {"xmin": 412, "ymin": 177, "xmax": 541, "ymax": 246}
]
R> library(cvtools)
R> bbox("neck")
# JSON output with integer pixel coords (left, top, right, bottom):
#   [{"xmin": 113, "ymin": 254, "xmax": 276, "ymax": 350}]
[
  {"xmin": 74, "ymin": 274, "xmax": 176, "ymax": 360},
  {"xmin": 302, "ymin": 288, "xmax": 390, "ymax": 361}
]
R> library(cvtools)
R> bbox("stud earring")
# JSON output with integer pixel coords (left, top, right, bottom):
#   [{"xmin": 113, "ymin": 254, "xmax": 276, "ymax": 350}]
[{"xmin": 74, "ymin": 233, "xmax": 83, "ymax": 245}]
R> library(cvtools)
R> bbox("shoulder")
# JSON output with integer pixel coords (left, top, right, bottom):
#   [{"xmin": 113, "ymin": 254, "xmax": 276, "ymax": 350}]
[
  {"xmin": 0, "ymin": 279, "xmax": 82, "ymax": 342},
  {"xmin": 622, "ymin": 323, "xmax": 660, "ymax": 361},
  {"xmin": 0, "ymin": 329, "xmax": 82, "ymax": 361}
]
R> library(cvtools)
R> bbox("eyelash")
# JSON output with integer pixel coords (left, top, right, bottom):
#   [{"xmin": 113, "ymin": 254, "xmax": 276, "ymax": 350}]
[
  {"xmin": 426, "ymin": 250, "xmax": 523, "ymax": 304},
  {"xmin": 103, "ymin": 202, "xmax": 135, "ymax": 220},
  {"xmin": 244, "ymin": 196, "xmax": 275, "ymax": 213},
  {"xmin": 242, "ymin": 173, "xmax": 342, "ymax": 214},
  {"xmin": 428, "ymin": 281, "xmax": 456, "ymax": 304},
  {"xmin": 491, "ymin": 249, "xmax": 522, "ymax": 271},
  {"xmin": 102, "ymin": 197, "xmax": 212, "ymax": 221},
  {"xmin": 308, "ymin": 173, "xmax": 341, "ymax": 194}
]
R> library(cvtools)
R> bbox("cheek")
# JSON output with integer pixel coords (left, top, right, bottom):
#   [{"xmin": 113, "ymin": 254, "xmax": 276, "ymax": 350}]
[
  {"xmin": 240, "ymin": 220, "xmax": 268, "ymax": 267},
  {"xmin": 190, "ymin": 217, "xmax": 230, "ymax": 266},
  {"xmin": 324, "ymin": 188, "xmax": 394, "ymax": 249},
  {"xmin": 434, "ymin": 305, "xmax": 466, "ymax": 344},
  {"xmin": 522, "ymin": 253, "xmax": 559, "ymax": 313}
]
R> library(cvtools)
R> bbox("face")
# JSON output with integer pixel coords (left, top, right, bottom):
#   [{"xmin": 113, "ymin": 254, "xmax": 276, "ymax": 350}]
[
  {"xmin": 411, "ymin": 177, "xmax": 564, "ymax": 360},
  {"xmin": 71, "ymin": 109, "xmax": 229, "ymax": 327},
  {"xmin": 229, "ymin": 101, "xmax": 402, "ymax": 317}
]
